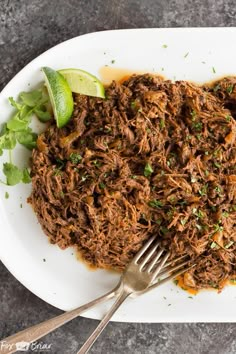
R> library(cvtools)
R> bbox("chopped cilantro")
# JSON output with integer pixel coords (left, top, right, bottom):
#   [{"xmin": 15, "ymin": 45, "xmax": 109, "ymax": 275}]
[
  {"xmin": 55, "ymin": 158, "xmax": 65, "ymax": 169},
  {"xmin": 213, "ymin": 223, "xmax": 223, "ymax": 232},
  {"xmin": 199, "ymin": 184, "xmax": 208, "ymax": 196},
  {"xmin": 214, "ymin": 161, "xmax": 221, "ymax": 169},
  {"xmin": 149, "ymin": 199, "xmax": 163, "ymax": 208},
  {"xmin": 196, "ymin": 133, "xmax": 202, "ymax": 140},
  {"xmin": 190, "ymin": 110, "xmax": 197, "ymax": 120},
  {"xmin": 144, "ymin": 163, "xmax": 153, "ymax": 177},
  {"xmin": 162, "ymin": 44, "xmax": 168, "ymax": 48},
  {"xmin": 159, "ymin": 119, "xmax": 165, "ymax": 129},
  {"xmin": 5, "ymin": 191, "xmax": 9, "ymax": 199},
  {"xmin": 111, "ymin": 59, "xmax": 115, "ymax": 64},
  {"xmin": 69, "ymin": 153, "xmax": 82, "ymax": 164},
  {"xmin": 212, "ymin": 67, "xmax": 216, "ymax": 74},
  {"xmin": 213, "ymin": 84, "xmax": 221, "ymax": 92},
  {"xmin": 160, "ymin": 226, "xmax": 168, "ymax": 235},
  {"xmin": 192, "ymin": 121, "xmax": 202, "ymax": 131},
  {"xmin": 99, "ymin": 182, "xmax": 106, "ymax": 189},
  {"xmin": 225, "ymin": 115, "xmax": 231, "ymax": 122},
  {"xmin": 193, "ymin": 208, "xmax": 204, "ymax": 218},
  {"xmin": 226, "ymin": 85, "xmax": 234, "ymax": 94},
  {"xmin": 184, "ymin": 52, "xmax": 189, "ymax": 58},
  {"xmin": 215, "ymin": 186, "xmax": 222, "ymax": 195}
]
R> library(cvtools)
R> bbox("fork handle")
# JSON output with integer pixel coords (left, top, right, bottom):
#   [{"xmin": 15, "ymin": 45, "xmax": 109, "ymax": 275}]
[
  {"xmin": 0, "ymin": 288, "xmax": 117, "ymax": 354},
  {"xmin": 77, "ymin": 290, "xmax": 131, "ymax": 354}
]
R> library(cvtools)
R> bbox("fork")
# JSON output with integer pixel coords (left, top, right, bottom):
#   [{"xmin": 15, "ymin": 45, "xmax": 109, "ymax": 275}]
[
  {"xmin": 0, "ymin": 236, "xmax": 194, "ymax": 354},
  {"xmin": 76, "ymin": 236, "xmax": 194, "ymax": 354}
]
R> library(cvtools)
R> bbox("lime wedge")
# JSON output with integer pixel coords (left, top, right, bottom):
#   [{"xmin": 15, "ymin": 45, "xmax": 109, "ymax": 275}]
[
  {"xmin": 59, "ymin": 68, "xmax": 105, "ymax": 98},
  {"xmin": 42, "ymin": 67, "xmax": 74, "ymax": 128}
]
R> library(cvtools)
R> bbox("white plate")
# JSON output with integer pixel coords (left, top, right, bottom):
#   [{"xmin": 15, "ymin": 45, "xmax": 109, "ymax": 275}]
[{"xmin": 0, "ymin": 28, "xmax": 236, "ymax": 323}]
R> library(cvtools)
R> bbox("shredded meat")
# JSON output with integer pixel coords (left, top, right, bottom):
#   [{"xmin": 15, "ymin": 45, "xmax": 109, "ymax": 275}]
[{"xmin": 28, "ymin": 74, "xmax": 236, "ymax": 290}]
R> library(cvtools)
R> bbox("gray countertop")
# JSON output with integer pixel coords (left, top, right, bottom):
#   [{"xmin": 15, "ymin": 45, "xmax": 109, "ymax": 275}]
[{"xmin": 0, "ymin": 1, "xmax": 236, "ymax": 353}]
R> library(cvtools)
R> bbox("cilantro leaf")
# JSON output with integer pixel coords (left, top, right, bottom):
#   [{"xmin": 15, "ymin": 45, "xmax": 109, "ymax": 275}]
[
  {"xmin": 144, "ymin": 163, "xmax": 153, "ymax": 177},
  {"xmin": 22, "ymin": 168, "xmax": 31, "ymax": 183},
  {"xmin": 8, "ymin": 97, "xmax": 24, "ymax": 110},
  {"xmin": 69, "ymin": 153, "xmax": 82, "ymax": 164},
  {"xmin": 149, "ymin": 199, "xmax": 163, "ymax": 208},
  {"xmin": 16, "ymin": 129, "xmax": 37, "ymax": 150},
  {"xmin": 34, "ymin": 106, "xmax": 51, "ymax": 122},
  {"xmin": 3, "ymin": 162, "xmax": 23, "ymax": 186},
  {"xmin": 19, "ymin": 90, "xmax": 43, "ymax": 107},
  {"xmin": 7, "ymin": 111, "xmax": 31, "ymax": 132},
  {"xmin": 0, "ymin": 127, "xmax": 16, "ymax": 150}
]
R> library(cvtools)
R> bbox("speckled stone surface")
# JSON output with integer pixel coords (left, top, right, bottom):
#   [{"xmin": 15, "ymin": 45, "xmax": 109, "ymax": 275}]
[{"xmin": 1, "ymin": 1, "xmax": 236, "ymax": 353}]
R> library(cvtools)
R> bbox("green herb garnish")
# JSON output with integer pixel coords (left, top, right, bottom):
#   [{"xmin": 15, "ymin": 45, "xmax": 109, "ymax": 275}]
[
  {"xmin": 0, "ymin": 89, "xmax": 51, "ymax": 185},
  {"xmin": 213, "ymin": 84, "xmax": 221, "ymax": 92},
  {"xmin": 159, "ymin": 119, "xmax": 165, "ymax": 129},
  {"xmin": 214, "ymin": 162, "xmax": 221, "ymax": 168},
  {"xmin": 192, "ymin": 121, "xmax": 202, "ymax": 131},
  {"xmin": 226, "ymin": 85, "xmax": 234, "ymax": 94},
  {"xmin": 5, "ymin": 191, "xmax": 9, "ymax": 199},
  {"xmin": 144, "ymin": 163, "xmax": 153, "ymax": 177},
  {"xmin": 225, "ymin": 115, "xmax": 231, "ymax": 122},
  {"xmin": 149, "ymin": 199, "xmax": 163, "ymax": 208},
  {"xmin": 69, "ymin": 153, "xmax": 82, "ymax": 164},
  {"xmin": 213, "ymin": 223, "xmax": 224, "ymax": 233},
  {"xmin": 3, "ymin": 163, "xmax": 31, "ymax": 186},
  {"xmin": 199, "ymin": 184, "xmax": 208, "ymax": 196}
]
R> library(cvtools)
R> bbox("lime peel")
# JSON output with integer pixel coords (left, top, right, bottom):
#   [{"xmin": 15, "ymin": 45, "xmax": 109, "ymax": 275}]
[{"xmin": 42, "ymin": 67, "xmax": 73, "ymax": 128}]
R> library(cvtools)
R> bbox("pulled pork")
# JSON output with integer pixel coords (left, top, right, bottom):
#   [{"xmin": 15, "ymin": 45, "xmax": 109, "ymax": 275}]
[{"xmin": 29, "ymin": 74, "xmax": 236, "ymax": 290}]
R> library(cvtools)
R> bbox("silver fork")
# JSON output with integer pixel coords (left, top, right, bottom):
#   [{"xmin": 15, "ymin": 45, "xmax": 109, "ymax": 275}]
[
  {"xmin": 77, "ymin": 236, "xmax": 194, "ymax": 354},
  {"xmin": 0, "ymin": 236, "xmax": 194, "ymax": 354}
]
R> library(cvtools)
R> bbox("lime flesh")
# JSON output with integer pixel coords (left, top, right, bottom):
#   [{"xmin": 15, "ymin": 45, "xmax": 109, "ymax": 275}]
[
  {"xmin": 42, "ymin": 67, "xmax": 74, "ymax": 128},
  {"xmin": 59, "ymin": 68, "xmax": 105, "ymax": 98}
]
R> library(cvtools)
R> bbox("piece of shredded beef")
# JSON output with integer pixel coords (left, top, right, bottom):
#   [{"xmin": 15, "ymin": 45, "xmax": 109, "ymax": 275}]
[{"xmin": 28, "ymin": 74, "xmax": 236, "ymax": 290}]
